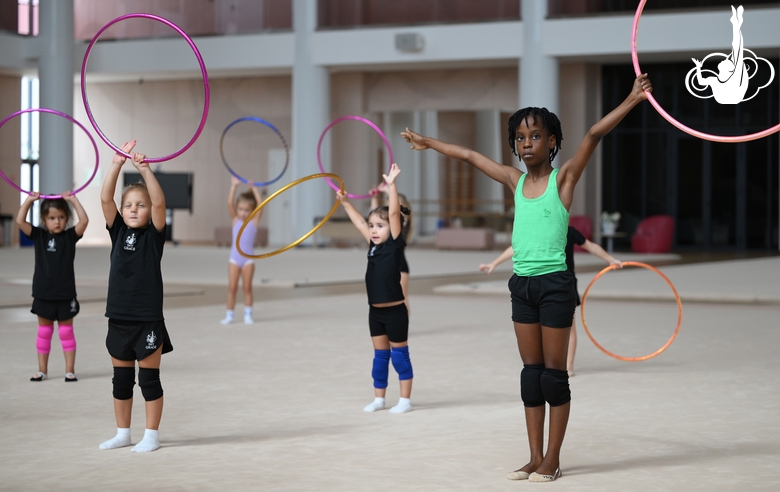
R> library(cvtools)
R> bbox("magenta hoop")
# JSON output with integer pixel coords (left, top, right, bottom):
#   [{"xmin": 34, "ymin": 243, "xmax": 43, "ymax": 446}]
[
  {"xmin": 0, "ymin": 108, "xmax": 100, "ymax": 199},
  {"xmin": 317, "ymin": 116, "xmax": 394, "ymax": 199},
  {"xmin": 81, "ymin": 13, "xmax": 210, "ymax": 162},
  {"xmin": 632, "ymin": 1, "xmax": 780, "ymax": 143}
]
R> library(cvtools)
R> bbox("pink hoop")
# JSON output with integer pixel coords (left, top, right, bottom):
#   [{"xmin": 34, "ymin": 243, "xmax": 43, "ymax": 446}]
[
  {"xmin": 0, "ymin": 108, "xmax": 100, "ymax": 199},
  {"xmin": 317, "ymin": 116, "xmax": 394, "ymax": 199},
  {"xmin": 81, "ymin": 13, "xmax": 210, "ymax": 163},
  {"xmin": 632, "ymin": 0, "xmax": 780, "ymax": 143}
]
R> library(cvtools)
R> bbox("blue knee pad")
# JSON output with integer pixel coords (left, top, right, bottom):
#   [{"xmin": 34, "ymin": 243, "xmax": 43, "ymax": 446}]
[
  {"xmin": 138, "ymin": 368, "xmax": 164, "ymax": 402},
  {"xmin": 540, "ymin": 368, "xmax": 570, "ymax": 407},
  {"xmin": 520, "ymin": 364, "xmax": 545, "ymax": 407},
  {"xmin": 112, "ymin": 367, "xmax": 135, "ymax": 400},
  {"xmin": 372, "ymin": 349, "xmax": 391, "ymax": 389},
  {"xmin": 391, "ymin": 346, "xmax": 413, "ymax": 381}
]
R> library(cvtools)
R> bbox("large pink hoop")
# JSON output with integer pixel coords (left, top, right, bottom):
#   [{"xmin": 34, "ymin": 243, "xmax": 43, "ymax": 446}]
[
  {"xmin": 81, "ymin": 13, "xmax": 210, "ymax": 163},
  {"xmin": 632, "ymin": 0, "xmax": 780, "ymax": 143},
  {"xmin": 317, "ymin": 116, "xmax": 394, "ymax": 199},
  {"xmin": 0, "ymin": 108, "xmax": 100, "ymax": 199}
]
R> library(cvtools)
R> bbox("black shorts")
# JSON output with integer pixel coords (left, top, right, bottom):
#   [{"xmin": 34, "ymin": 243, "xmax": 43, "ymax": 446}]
[
  {"xmin": 31, "ymin": 298, "xmax": 80, "ymax": 321},
  {"xmin": 368, "ymin": 303, "xmax": 409, "ymax": 343},
  {"xmin": 573, "ymin": 277, "xmax": 581, "ymax": 307},
  {"xmin": 106, "ymin": 318, "xmax": 173, "ymax": 361},
  {"xmin": 508, "ymin": 271, "xmax": 576, "ymax": 328}
]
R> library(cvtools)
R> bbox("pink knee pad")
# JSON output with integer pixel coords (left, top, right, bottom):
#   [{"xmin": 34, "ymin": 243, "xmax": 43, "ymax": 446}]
[
  {"xmin": 36, "ymin": 325, "xmax": 54, "ymax": 354},
  {"xmin": 58, "ymin": 325, "xmax": 76, "ymax": 352}
]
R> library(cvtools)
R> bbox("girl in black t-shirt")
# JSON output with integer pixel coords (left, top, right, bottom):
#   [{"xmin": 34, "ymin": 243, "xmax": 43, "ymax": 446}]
[
  {"xmin": 339, "ymin": 163, "xmax": 414, "ymax": 414},
  {"xmin": 16, "ymin": 191, "xmax": 89, "ymax": 383},
  {"xmin": 99, "ymin": 140, "xmax": 171, "ymax": 453}
]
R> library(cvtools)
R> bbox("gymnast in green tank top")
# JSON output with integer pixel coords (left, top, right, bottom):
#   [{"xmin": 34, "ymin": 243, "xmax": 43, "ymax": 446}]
[{"xmin": 402, "ymin": 74, "xmax": 653, "ymax": 483}]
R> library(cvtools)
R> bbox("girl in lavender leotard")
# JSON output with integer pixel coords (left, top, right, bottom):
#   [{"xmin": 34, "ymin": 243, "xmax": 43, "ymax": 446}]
[{"xmin": 221, "ymin": 176, "xmax": 263, "ymax": 325}]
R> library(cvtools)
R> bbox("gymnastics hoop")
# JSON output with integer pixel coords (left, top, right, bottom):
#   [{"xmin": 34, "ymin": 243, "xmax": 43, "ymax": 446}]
[
  {"xmin": 219, "ymin": 117, "xmax": 289, "ymax": 186},
  {"xmin": 317, "ymin": 116, "xmax": 394, "ymax": 199},
  {"xmin": 0, "ymin": 108, "xmax": 100, "ymax": 199},
  {"xmin": 81, "ymin": 13, "xmax": 210, "ymax": 162},
  {"xmin": 236, "ymin": 173, "xmax": 344, "ymax": 259},
  {"xmin": 580, "ymin": 261, "xmax": 683, "ymax": 362},
  {"xmin": 632, "ymin": 0, "xmax": 780, "ymax": 143}
]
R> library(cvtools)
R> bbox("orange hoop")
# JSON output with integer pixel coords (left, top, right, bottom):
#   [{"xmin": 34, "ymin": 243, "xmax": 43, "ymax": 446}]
[{"xmin": 580, "ymin": 261, "xmax": 682, "ymax": 362}]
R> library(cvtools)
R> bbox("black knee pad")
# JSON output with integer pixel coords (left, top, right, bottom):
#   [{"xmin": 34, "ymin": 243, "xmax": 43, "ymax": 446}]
[
  {"xmin": 138, "ymin": 368, "xmax": 163, "ymax": 401},
  {"xmin": 520, "ymin": 364, "xmax": 545, "ymax": 407},
  {"xmin": 112, "ymin": 367, "xmax": 135, "ymax": 400},
  {"xmin": 540, "ymin": 368, "xmax": 571, "ymax": 407}
]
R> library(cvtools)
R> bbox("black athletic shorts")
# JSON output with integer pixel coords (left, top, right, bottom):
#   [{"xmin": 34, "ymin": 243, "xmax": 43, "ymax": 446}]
[
  {"xmin": 106, "ymin": 318, "xmax": 173, "ymax": 361},
  {"xmin": 31, "ymin": 298, "xmax": 80, "ymax": 321},
  {"xmin": 573, "ymin": 277, "xmax": 581, "ymax": 307},
  {"xmin": 369, "ymin": 303, "xmax": 409, "ymax": 343},
  {"xmin": 508, "ymin": 271, "xmax": 576, "ymax": 328}
]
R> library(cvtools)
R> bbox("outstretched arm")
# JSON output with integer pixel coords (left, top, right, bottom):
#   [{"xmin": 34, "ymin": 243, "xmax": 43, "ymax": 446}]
[
  {"xmin": 130, "ymin": 152, "xmax": 166, "ymax": 232},
  {"xmin": 337, "ymin": 191, "xmax": 371, "ymax": 243},
  {"xmin": 63, "ymin": 191, "xmax": 89, "ymax": 237},
  {"xmin": 557, "ymin": 74, "xmax": 652, "ymax": 209},
  {"xmin": 250, "ymin": 184, "xmax": 263, "ymax": 224},
  {"xmin": 384, "ymin": 163, "xmax": 402, "ymax": 240},
  {"xmin": 479, "ymin": 245, "xmax": 513, "ymax": 274},
  {"xmin": 15, "ymin": 192, "xmax": 39, "ymax": 237},
  {"xmin": 402, "ymin": 128, "xmax": 523, "ymax": 193},
  {"xmin": 227, "ymin": 176, "xmax": 239, "ymax": 220},
  {"xmin": 581, "ymin": 239, "xmax": 622, "ymax": 268},
  {"xmin": 101, "ymin": 140, "xmax": 136, "ymax": 228}
]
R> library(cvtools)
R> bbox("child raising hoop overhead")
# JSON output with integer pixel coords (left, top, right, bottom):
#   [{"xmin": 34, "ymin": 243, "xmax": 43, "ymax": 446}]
[
  {"xmin": 99, "ymin": 140, "xmax": 172, "ymax": 453},
  {"xmin": 340, "ymin": 163, "xmax": 413, "ymax": 414},
  {"xmin": 221, "ymin": 176, "xmax": 263, "ymax": 325},
  {"xmin": 16, "ymin": 191, "xmax": 89, "ymax": 382},
  {"xmin": 403, "ymin": 74, "xmax": 651, "ymax": 482}
]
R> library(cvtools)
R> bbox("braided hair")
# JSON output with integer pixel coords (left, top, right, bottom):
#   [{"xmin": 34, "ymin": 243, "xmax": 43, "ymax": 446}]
[{"xmin": 507, "ymin": 107, "xmax": 563, "ymax": 164}]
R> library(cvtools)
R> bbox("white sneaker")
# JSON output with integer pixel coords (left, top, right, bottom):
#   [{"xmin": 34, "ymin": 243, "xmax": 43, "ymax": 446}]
[
  {"xmin": 244, "ymin": 315, "xmax": 254, "ymax": 325},
  {"xmin": 220, "ymin": 316, "xmax": 233, "ymax": 325}
]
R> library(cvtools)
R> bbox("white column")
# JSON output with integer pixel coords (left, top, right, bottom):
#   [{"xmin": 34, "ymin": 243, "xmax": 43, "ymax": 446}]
[
  {"xmin": 421, "ymin": 110, "xmax": 440, "ymax": 235},
  {"xmin": 520, "ymin": 0, "xmax": 558, "ymax": 114},
  {"xmin": 38, "ymin": 0, "xmax": 74, "ymax": 195},
  {"xmin": 474, "ymin": 110, "xmax": 504, "ymax": 214},
  {"xmin": 291, "ymin": 0, "xmax": 329, "ymax": 243}
]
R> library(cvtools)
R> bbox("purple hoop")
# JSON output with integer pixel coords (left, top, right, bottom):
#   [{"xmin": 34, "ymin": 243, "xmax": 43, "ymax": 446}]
[
  {"xmin": 632, "ymin": 0, "xmax": 780, "ymax": 143},
  {"xmin": 317, "ymin": 116, "xmax": 394, "ymax": 199},
  {"xmin": 81, "ymin": 13, "xmax": 210, "ymax": 162},
  {"xmin": 0, "ymin": 108, "xmax": 100, "ymax": 199}
]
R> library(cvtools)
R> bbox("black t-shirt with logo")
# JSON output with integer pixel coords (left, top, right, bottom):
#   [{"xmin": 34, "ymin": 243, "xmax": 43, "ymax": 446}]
[
  {"xmin": 365, "ymin": 233, "xmax": 406, "ymax": 305},
  {"xmin": 565, "ymin": 226, "xmax": 587, "ymax": 274},
  {"xmin": 106, "ymin": 211, "xmax": 166, "ymax": 321},
  {"xmin": 28, "ymin": 226, "xmax": 81, "ymax": 300}
]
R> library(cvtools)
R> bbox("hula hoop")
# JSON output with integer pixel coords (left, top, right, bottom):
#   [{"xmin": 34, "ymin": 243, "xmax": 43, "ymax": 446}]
[
  {"xmin": 219, "ymin": 117, "xmax": 289, "ymax": 186},
  {"xmin": 236, "ymin": 173, "xmax": 344, "ymax": 259},
  {"xmin": 317, "ymin": 116, "xmax": 394, "ymax": 199},
  {"xmin": 632, "ymin": 1, "xmax": 780, "ymax": 143},
  {"xmin": 81, "ymin": 13, "xmax": 210, "ymax": 162},
  {"xmin": 580, "ymin": 261, "xmax": 683, "ymax": 362},
  {"xmin": 0, "ymin": 108, "xmax": 100, "ymax": 199}
]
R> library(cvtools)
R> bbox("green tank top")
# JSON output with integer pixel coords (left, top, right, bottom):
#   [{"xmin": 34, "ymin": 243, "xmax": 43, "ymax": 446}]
[{"xmin": 511, "ymin": 168, "xmax": 569, "ymax": 277}]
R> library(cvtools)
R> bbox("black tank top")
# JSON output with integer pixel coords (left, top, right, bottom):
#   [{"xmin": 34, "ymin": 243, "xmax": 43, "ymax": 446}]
[{"xmin": 365, "ymin": 234, "xmax": 406, "ymax": 305}]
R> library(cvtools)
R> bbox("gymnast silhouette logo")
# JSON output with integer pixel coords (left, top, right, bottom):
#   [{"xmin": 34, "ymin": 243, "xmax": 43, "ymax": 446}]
[
  {"xmin": 685, "ymin": 5, "xmax": 774, "ymax": 104},
  {"xmin": 146, "ymin": 331, "xmax": 157, "ymax": 350},
  {"xmin": 47, "ymin": 238, "xmax": 56, "ymax": 252},
  {"xmin": 70, "ymin": 299, "xmax": 77, "ymax": 312},
  {"xmin": 124, "ymin": 232, "xmax": 137, "ymax": 251}
]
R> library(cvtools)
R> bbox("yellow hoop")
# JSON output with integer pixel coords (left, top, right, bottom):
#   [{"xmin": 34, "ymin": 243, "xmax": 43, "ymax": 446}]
[{"xmin": 236, "ymin": 173, "xmax": 344, "ymax": 259}]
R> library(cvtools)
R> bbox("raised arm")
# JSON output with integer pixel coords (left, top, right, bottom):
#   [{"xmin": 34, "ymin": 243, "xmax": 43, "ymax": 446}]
[
  {"xmin": 227, "ymin": 176, "xmax": 239, "ymax": 220},
  {"xmin": 557, "ymin": 74, "xmax": 652, "ymax": 209},
  {"xmin": 101, "ymin": 140, "xmax": 136, "ymax": 228},
  {"xmin": 402, "ymin": 128, "xmax": 523, "ymax": 193},
  {"xmin": 15, "ymin": 192, "xmax": 39, "ymax": 237},
  {"xmin": 250, "ymin": 184, "xmax": 263, "ymax": 225},
  {"xmin": 337, "ymin": 191, "xmax": 371, "ymax": 243},
  {"xmin": 383, "ymin": 163, "xmax": 402, "ymax": 240},
  {"xmin": 479, "ymin": 245, "xmax": 513, "ymax": 274},
  {"xmin": 131, "ymin": 152, "xmax": 166, "ymax": 232},
  {"xmin": 63, "ymin": 191, "xmax": 89, "ymax": 237},
  {"xmin": 580, "ymin": 239, "xmax": 622, "ymax": 268}
]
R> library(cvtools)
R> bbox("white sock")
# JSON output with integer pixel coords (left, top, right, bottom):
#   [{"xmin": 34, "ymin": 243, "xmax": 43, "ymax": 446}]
[
  {"xmin": 99, "ymin": 427, "xmax": 131, "ymax": 450},
  {"xmin": 244, "ymin": 307, "xmax": 253, "ymax": 324},
  {"xmin": 363, "ymin": 397, "xmax": 385, "ymax": 412},
  {"xmin": 220, "ymin": 310, "xmax": 234, "ymax": 325},
  {"xmin": 389, "ymin": 397, "xmax": 413, "ymax": 414},
  {"xmin": 131, "ymin": 429, "xmax": 160, "ymax": 453}
]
